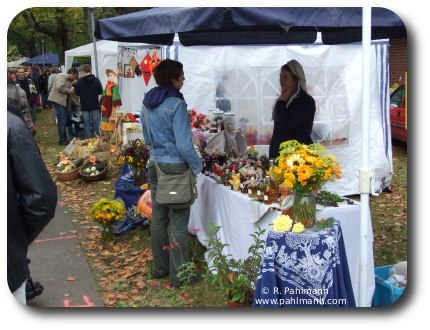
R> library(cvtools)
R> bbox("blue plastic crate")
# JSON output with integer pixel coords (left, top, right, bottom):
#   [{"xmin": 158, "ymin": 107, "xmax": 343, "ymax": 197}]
[{"xmin": 372, "ymin": 265, "xmax": 405, "ymax": 307}]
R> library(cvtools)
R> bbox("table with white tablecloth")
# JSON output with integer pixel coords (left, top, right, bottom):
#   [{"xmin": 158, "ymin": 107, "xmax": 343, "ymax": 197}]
[{"xmin": 188, "ymin": 174, "xmax": 375, "ymax": 306}]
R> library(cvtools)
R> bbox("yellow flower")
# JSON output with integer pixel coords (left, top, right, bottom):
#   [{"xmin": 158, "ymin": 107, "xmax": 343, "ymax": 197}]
[
  {"xmin": 286, "ymin": 154, "xmax": 304, "ymax": 169},
  {"xmin": 269, "ymin": 140, "xmax": 342, "ymax": 191},
  {"xmin": 297, "ymin": 164, "xmax": 313, "ymax": 183},
  {"xmin": 273, "ymin": 215, "xmax": 293, "ymax": 233},
  {"xmin": 292, "ymin": 222, "xmax": 305, "ymax": 233},
  {"xmin": 90, "ymin": 198, "xmax": 126, "ymax": 226}
]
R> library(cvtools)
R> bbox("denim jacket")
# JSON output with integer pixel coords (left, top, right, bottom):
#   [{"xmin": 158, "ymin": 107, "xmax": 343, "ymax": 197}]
[{"xmin": 141, "ymin": 88, "xmax": 202, "ymax": 175}]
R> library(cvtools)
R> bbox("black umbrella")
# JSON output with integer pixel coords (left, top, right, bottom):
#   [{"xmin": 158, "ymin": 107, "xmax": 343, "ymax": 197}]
[{"xmin": 95, "ymin": 7, "xmax": 406, "ymax": 46}]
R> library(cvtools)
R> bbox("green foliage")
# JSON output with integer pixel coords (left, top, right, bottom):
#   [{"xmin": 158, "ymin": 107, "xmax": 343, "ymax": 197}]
[
  {"xmin": 315, "ymin": 190, "xmax": 345, "ymax": 207},
  {"xmin": 313, "ymin": 217, "xmax": 335, "ymax": 231},
  {"xmin": 7, "ymin": 7, "xmax": 152, "ymax": 63},
  {"xmin": 205, "ymin": 223, "xmax": 266, "ymax": 304},
  {"xmin": 176, "ymin": 261, "xmax": 198, "ymax": 286}
]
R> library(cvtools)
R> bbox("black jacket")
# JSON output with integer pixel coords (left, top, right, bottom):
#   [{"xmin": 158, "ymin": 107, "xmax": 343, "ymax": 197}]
[
  {"xmin": 75, "ymin": 74, "xmax": 103, "ymax": 111},
  {"xmin": 269, "ymin": 90, "xmax": 316, "ymax": 159},
  {"xmin": 7, "ymin": 112, "xmax": 57, "ymax": 292}
]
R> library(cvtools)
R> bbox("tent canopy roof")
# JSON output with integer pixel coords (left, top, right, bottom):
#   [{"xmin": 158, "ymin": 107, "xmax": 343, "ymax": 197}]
[
  {"xmin": 95, "ymin": 7, "xmax": 406, "ymax": 46},
  {"xmin": 65, "ymin": 40, "xmax": 119, "ymax": 57}
]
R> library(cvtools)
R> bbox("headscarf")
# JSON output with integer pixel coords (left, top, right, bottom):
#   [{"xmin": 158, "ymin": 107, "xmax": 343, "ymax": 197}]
[{"xmin": 286, "ymin": 59, "xmax": 307, "ymax": 93}]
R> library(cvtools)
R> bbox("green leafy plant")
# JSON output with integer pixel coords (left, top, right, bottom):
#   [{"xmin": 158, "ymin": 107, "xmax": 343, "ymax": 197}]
[
  {"xmin": 313, "ymin": 217, "xmax": 336, "ymax": 231},
  {"xmin": 315, "ymin": 190, "xmax": 345, "ymax": 207},
  {"xmin": 205, "ymin": 223, "xmax": 266, "ymax": 305},
  {"xmin": 169, "ymin": 227, "xmax": 202, "ymax": 288}
]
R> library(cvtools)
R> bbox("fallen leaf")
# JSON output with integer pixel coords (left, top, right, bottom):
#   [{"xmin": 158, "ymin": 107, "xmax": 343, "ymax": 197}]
[{"xmin": 66, "ymin": 276, "xmax": 76, "ymax": 281}]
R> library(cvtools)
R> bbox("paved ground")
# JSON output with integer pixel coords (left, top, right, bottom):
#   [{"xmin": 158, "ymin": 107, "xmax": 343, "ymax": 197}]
[{"xmin": 26, "ymin": 193, "xmax": 104, "ymax": 308}]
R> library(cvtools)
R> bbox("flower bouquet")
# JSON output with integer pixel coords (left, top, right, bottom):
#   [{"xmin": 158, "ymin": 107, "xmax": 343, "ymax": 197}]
[
  {"xmin": 269, "ymin": 140, "xmax": 342, "ymax": 228},
  {"xmin": 190, "ymin": 108, "xmax": 210, "ymax": 131},
  {"xmin": 118, "ymin": 139, "xmax": 150, "ymax": 170},
  {"xmin": 90, "ymin": 198, "xmax": 126, "ymax": 241},
  {"xmin": 117, "ymin": 139, "xmax": 150, "ymax": 185}
]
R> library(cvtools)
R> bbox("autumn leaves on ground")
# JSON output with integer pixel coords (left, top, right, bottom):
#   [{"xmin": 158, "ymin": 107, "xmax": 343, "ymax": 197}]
[
  {"xmin": 35, "ymin": 108, "xmax": 407, "ymax": 307},
  {"xmin": 36, "ymin": 108, "xmax": 225, "ymax": 307}
]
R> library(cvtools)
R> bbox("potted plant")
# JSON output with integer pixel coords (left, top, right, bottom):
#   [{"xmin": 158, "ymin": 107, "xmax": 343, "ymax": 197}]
[{"xmin": 205, "ymin": 223, "xmax": 266, "ymax": 306}]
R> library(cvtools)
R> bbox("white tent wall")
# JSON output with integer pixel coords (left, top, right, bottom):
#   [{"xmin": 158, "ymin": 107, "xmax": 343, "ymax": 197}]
[
  {"xmin": 65, "ymin": 40, "xmax": 118, "ymax": 87},
  {"xmin": 164, "ymin": 42, "xmax": 392, "ymax": 196},
  {"xmin": 117, "ymin": 46, "xmax": 161, "ymax": 113},
  {"xmin": 65, "ymin": 41, "xmax": 161, "ymax": 110}
]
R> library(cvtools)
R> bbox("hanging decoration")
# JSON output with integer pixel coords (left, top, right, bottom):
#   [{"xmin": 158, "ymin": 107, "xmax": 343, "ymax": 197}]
[
  {"xmin": 140, "ymin": 52, "xmax": 152, "ymax": 86},
  {"xmin": 118, "ymin": 47, "xmax": 138, "ymax": 79},
  {"xmin": 149, "ymin": 50, "xmax": 161, "ymax": 75}
]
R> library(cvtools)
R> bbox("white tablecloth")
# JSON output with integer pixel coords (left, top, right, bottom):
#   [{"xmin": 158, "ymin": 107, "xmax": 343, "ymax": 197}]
[{"xmin": 189, "ymin": 174, "xmax": 375, "ymax": 306}]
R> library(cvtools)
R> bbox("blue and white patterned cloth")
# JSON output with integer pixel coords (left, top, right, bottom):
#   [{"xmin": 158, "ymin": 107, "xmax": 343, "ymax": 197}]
[{"xmin": 253, "ymin": 220, "xmax": 355, "ymax": 307}]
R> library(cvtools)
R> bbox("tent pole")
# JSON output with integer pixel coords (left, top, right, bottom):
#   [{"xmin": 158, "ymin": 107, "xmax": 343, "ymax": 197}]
[
  {"xmin": 90, "ymin": 8, "xmax": 99, "ymax": 78},
  {"xmin": 359, "ymin": 6, "xmax": 372, "ymax": 307}
]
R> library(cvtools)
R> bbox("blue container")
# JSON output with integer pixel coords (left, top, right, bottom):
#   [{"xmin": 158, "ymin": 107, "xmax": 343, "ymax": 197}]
[{"xmin": 372, "ymin": 265, "xmax": 405, "ymax": 307}]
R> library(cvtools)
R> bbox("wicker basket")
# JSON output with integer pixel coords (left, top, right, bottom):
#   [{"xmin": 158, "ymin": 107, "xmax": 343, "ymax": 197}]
[
  {"xmin": 56, "ymin": 166, "xmax": 81, "ymax": 182},
  {"xmin": 79, "ymin": 162, "xmax": 109, "ymax": 183}
]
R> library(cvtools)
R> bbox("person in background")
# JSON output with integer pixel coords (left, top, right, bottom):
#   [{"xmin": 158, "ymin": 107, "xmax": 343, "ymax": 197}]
[
  {"xmin": 31, "ymin": 63, "xmax": 40, "ymax": 87},
  {"xmin": 269, "ymin": 59, "xmax": 316, "ymax": 159},
  {"xmin": 215, "ymin": 73, "xmax": 231, "ymax": 112},
  {"xmin": 7, "ymin": 108, "xmax": 57, "ymax": 304},
  {"xmin": 7, "ymin": 67, "xmax": 17, "ymax": 81},
  {"xmin": 141, "ymin": 59, "xmax": 202, "ymax": 287},
  {"xmin": 48, "ymin": 67, "xmax": 79, "ymax": 145},
  {"xmin": 75, "ymin": 64, "xmax": 103, "ymax": 139},
  {"xmin": 47, "ymin": 65, "xmax": 59, "ymax": 95},
  {"xmin": 15, "ymin": 66, "xmax": 38, "ymax": 123},
  {"xmin": 47, "ymin": 66, "xmax": 60, "ymax": 123},
  {"xmin": 39, "ymin": 68, "xmax": 51, "ymax": 109},
  {"xmin": 7, "ymin": 77, "xmax": 36, "ymax": 136}
]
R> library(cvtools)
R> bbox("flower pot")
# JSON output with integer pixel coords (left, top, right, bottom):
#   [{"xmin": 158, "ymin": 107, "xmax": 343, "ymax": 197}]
[
  {"xmin": 133, "ymin": 168, "xmax": 147, "ymax": 186},
  {"xmin": 291, "ymin": 190, "xmax": 316, "ymax": 229}
]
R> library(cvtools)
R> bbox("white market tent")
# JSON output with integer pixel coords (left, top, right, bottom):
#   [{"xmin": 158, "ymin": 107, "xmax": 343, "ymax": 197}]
[
  {"xmin": 65, "ymin": 39, "xmax": 393, "ymax": 198},
  {"xmin": 165, "ymin": 40, "xmax": 393, "ymax": 197},
  {"xmin": 65, "ymin": 40, "xmax": 118, "ymax": 87}
]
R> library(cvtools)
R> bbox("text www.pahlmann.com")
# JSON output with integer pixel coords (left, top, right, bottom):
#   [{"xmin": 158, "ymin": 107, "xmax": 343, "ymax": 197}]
[{"xmin": 254, "ymin": 297, "xmax": 347, "ymax": 306}]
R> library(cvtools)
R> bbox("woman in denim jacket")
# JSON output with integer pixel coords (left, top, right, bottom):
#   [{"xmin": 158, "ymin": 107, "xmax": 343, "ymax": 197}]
[{"xmin": 141, "ymin": 59, "xmax": 202, "ymax": 287}]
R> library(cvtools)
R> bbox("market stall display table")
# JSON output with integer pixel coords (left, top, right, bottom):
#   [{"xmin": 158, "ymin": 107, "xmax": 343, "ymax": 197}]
[
  {"xmin": 253, "ymin": 220, "xmax": 355, "ymax": 307},
  {"xmin": 189, "ymin": 174, "xmax": 375, "ymax": 306}
]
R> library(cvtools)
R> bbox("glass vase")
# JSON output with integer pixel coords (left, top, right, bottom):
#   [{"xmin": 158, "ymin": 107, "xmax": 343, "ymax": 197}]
[
  {"xmin": 291, "ymin": 190, "xmax": 316, "ymax": 229},
  {"xmin": 101, "ymin": 225, "xmax": 115, "ymax": 242},
  {"xmin": 132, "ymin": 168, "xmax": 147, "ymax": 186}
]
